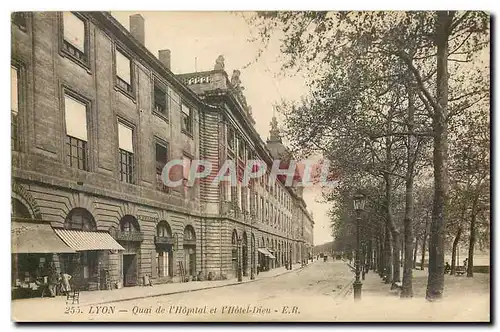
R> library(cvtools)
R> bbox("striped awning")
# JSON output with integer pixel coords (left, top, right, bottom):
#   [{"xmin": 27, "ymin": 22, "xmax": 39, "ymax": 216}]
[
  {"xmin": 12, "ymin": 221, "xmax": 75, "ymax": 254},
  {"xmin": 54, "ymin": 229, "xmax": 125, "ymax": 251},
  {"xmin": 257, "ymin": 248, "xmax": 276, "ymax": 260}
]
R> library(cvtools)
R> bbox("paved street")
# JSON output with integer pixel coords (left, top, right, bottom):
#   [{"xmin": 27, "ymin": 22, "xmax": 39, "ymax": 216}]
[
  {"xmin": 12, "ymin": 260, "xmax": 354, "ymax": 322},
  {"xmin": 12, "ymin": 259, "xmax": 489, "ymax": 322}
]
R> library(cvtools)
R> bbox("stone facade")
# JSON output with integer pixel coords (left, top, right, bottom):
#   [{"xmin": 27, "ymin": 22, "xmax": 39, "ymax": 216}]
[{"xmin": 11, "ymin": 12, "xmax": 314, "ymax": 288}]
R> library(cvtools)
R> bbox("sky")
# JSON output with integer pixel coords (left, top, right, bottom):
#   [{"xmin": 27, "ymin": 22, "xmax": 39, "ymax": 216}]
[{"xmin": 111, "ymin": 11, "xmax": 333, "ymax": 246}]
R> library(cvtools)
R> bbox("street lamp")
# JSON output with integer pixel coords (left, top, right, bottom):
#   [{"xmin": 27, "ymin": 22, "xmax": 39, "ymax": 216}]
[
  {"xmin": 237, "ymin": 237, "xmax": 243, "ymax": 282},
  {"xmin": 250, "ymin": 222, "xmax": 255, "ymax": 280},
  {"xmin": 353, "ymin": 191, "xmax": 366, "ymax": 301}
]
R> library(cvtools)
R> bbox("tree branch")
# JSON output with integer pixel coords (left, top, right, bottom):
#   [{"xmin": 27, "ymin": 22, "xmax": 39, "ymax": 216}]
[{"xmin": 396, "ymin": 51, "xmax": 440, "ymax": 112}]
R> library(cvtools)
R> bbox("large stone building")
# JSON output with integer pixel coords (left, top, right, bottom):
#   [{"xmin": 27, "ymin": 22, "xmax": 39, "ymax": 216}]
[{"xmin": 11, "ymin": 11, "xmax": 313, "ymax": 292}]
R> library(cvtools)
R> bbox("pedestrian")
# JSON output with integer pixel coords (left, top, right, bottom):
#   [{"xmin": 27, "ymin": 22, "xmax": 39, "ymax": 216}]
[
  {"xmin": 444, "ymin": 262, "xmax": 451, "ymax": 274},
  {"xmin": 463, "ymin": 258, "xmax": 468, "ymax": 270},
  {"xmin": 48, "ymin": 262, "xmax": 58, "ymax": 297},
  {"xmin": 60, "ymin": 272, "xmax": 72, "ymax": 295}
]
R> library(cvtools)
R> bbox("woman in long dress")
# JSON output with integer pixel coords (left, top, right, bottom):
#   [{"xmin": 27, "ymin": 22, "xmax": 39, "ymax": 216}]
[{"xmin": 60, "ymin": 272, "xmax": 72, "ymax": 295}]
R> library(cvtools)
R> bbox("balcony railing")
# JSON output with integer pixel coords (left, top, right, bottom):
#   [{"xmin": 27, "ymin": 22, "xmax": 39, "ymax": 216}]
[
  {"xmin": 154, "ymin": 236, "xmax": 174, "ymax": 245},
  {"xmin": 183, "ymin": 238, "xmax": 196, "ymax": 246},
  {"xmin": 181, "ymin": 74, "xmax": 213, "ymax": 85},
  {"xmin": 112, "ymin": 229, "xmax": 144, "ymax": 242}
]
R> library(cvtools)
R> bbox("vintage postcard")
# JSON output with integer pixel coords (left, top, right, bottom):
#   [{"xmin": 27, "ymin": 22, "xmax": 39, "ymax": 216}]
[{"xmin": 10, "ymin": 11, "xmax": 490, "ymax": 322}]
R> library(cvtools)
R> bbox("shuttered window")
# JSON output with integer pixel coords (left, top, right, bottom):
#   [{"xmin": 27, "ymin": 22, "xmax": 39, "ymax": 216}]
[
  {"xmin": 11, "ymin": 66, "xmax": 19, "ymax": 150},
  {"xmin": 64, "ymin": 94, "xmax": 89, "ymax": 170},
  {"xmin": 118, "ymin": 122, "xmax": 134, "ymax": 183},
  {"xmin": 116, "ymin": 50, "xmax": 132, "ymax": 91}
]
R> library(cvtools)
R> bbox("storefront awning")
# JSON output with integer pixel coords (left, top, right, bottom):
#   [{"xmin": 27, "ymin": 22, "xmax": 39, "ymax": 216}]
[
  {"xmin": 12, "ymin": 221, "xmax": 75, "ymax": 254},
  {"xmin": 258, "ymin": 248, "xmax": 276, "ymax": 260},
  {"xmin": 54, "ymin": 228, "xmax": 125, "ymax": 251}
]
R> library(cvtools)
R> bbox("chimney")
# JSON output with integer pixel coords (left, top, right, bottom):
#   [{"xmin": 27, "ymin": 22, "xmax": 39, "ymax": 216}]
[
  {"xmin": 158, "ymin": 49, "xmax": 171, "ymax": 70},
  {"xmin": 129, "ymin": 14, "xmax": 145, "ymax": 45}
]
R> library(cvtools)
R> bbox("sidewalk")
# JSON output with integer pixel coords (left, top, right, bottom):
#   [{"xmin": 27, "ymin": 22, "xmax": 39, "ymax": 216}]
[
  {"xmin": 360, "ymin": 268, "xmax": 490, "ymax": 299},
  {"xmin": 336, "ymin": 267, "xmax": 490, "ymax": 322},
  {"xmin": 12, "ymin": 263, "xmax": 304, "ymax": 308}
]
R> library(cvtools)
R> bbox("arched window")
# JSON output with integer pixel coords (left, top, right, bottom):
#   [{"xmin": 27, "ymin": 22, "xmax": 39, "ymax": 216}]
[
  {"xmin": 11, "ymin": 198, "xmax": 31, "ymax": 219},
  {"xmin": 157, "ymin": 221, "xmax": 172, "ymax": 237},
  {"xmin": 184, "ymin": 225, "xmax": 196, "ymax": 241},
  {"xmin": 231, "ymin": 229, "xmax": 238, "ymax": 245},
  {"xmin": 120, "ymin": 215, "xmax": 139, "ymax": 232},
  {"xmin": 65, "ymin": 208, "xmax": 96, "ymax": 231}
]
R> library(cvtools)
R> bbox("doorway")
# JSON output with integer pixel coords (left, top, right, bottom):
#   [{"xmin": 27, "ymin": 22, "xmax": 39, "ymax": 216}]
[{"xmin": 123, "ymin": 254, "xmax": 137, "ymax": 287}]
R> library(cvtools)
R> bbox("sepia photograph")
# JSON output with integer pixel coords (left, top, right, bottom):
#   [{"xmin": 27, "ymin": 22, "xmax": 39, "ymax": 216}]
[{"xmin": 10, "ymin": 9, "xmax": 490, "ymax": 323}]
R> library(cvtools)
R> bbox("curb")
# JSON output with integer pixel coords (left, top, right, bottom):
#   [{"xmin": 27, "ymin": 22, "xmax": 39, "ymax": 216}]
[{"xmin": 88, "ymin": 265, "xmax": 306, "ymax": 306}]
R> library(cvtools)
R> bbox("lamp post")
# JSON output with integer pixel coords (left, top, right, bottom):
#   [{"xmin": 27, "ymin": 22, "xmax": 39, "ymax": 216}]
[
  {"xmin": 353, "ymin": 191, "xmax": 366, "ymax": 301},
  {"xmin": 237, "ymin": 237, "xmax": 243, "ymax": 282},
  {"xmin": 250, "ymin": 218, "xmax": 255, "ymax": 280}
]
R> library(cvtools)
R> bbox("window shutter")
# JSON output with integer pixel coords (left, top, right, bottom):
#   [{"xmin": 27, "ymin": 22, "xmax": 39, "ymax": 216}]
[
  {"xmin": 118, "ymin": 122, "xmax": 133, "ymax": 153},
  {"xmin": 11, "ymin": 67, "xmax": 18, "ymax": 114},
  {"xmin": 151, "ymin": 250, "xmax": 157, "ymax": 278},
  {"xmin": 63, "ymin": 12, "xmax": 85, "ymax": 52},
  {"xmin": 116, "ymin": 51, "xmax": 131, "ymax": 84},
  {"xmin": 64, "ymin": 95, "xmax": 88, "ymax": 141}
]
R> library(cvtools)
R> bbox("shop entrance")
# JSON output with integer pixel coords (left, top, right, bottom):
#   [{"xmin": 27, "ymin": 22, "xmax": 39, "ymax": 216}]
[{"xmin": 123, "ymin": 254, "xmax": 137, "ymax": 287}]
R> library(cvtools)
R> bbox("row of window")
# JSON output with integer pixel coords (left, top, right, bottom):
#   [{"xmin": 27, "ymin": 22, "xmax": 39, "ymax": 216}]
[
  {"xmin": 226, "ymin": 125, "xmax": 294, "ymax": 212},
  {"xmin": 220, "ymin": 180, "xmax": 292, "ymax": 234},
  {"xmin": 63, "ymin": 12, "xmax": 193, "ymax": 134},
  {"xmin": 11, "ymin": 66, "xmax": 193, "ymax": 193},
  {"xmin": 12, "ymin": 12, "xmax": 194, "ymax": 142}
]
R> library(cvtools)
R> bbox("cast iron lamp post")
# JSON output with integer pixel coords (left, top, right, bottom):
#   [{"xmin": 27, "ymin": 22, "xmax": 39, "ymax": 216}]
[
  {"xmin": 353, "ymin": 192, "xmax": 366, "ymax": 301},
  {"xmin": 250, "ymin": 219, "xmax": 255, "ymax": 280}
]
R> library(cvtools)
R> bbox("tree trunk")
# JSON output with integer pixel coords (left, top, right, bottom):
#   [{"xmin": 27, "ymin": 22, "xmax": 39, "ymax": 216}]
[
  {"xmin": 402, "ymin": 83, "xmax": 416, "ymax": 298},
  {"xmin": 378, "ymin": 233, "xmax": 385, "ymax": 277},
  {"xmin": 392, "ymin": 231, "xmax": 401, "ymax": 285},
  {"xmin": 384, "ymin": 113, "xmax": 400, "ymax": 286},
  {"xmin": 367, "ymin": 238, "xmax": 373, "ymax": 270},
  {"xmin": 402, "ymin": 158, "xmax": 415, "ymax": 296},
  {"xmin": 413, "ymin": 237, "xmax": 419, "ymax": 269},
  {"xmin": 385, "ymin": 225, "xmax": 393, "ymax": 284},
  {"xmin": 467, "ymin": 198, "xmax": 478, "ymax": 277},
  {"xmin": 421, "ymin": 216, "xmax": 429, "ymax": 270},
  {"xmin": 426, "ymin": 11, "xmax": 452, "ymax": 302},
  {"xmin": 401, "ymin": 236, "xmax": 405, "ymax": 268},
  {"xmin": 450, "ymin": 227, "xmax": 462, "ymax": 275}
]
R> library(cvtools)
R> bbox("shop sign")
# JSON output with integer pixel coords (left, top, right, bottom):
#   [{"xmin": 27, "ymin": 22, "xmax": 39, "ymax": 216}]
[{"xmin": 137, "ymin": 215, "xmax": 159, "ymax": 223}]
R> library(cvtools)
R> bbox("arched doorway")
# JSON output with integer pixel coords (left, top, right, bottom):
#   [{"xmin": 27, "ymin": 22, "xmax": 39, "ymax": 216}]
[
  {"xmin": 155, "ymin": 221, "xmax": 173, "ymax": 280},
  {"xmin": 183, "ymin": 225, "xmax": 196, "ymax": 277},
  {"xmin": 62, "ymin": 208, "xmax": 97, "ymax": 290},
  {"xmin": 231, "ymin": 229, "xmax": 238, "ymax": 276},
  {"xmin": 295, "ymin": 242, "xmax": 302, "ymax": 263},
  {"xmin": 242, "ymin": 232, "xmax": 248, "ymax": 276},
  {"xmin": 118, "ymin": 215, "xmax": 141, "ymax": 287}
]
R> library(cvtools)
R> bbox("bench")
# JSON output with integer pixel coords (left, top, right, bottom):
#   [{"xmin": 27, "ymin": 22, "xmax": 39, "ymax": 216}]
[
  {"xmin": 391, "ymin": 281, "xmax": 403, "ymax": 290},
  {"xmin": 455, "ymin": 267, "xmax": 466, "ymax": 276}
]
